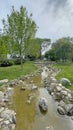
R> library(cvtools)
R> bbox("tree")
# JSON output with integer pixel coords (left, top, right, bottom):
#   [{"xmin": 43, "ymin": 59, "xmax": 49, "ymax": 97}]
[
  {"xmin": 25, "ymin": 38, "xmax": 40, "ymax": 60},
  {"xmin": 0, "ymin": 33, "xmax": 8, "ymax": 60},
  {"xmin": 45, "ymin": 49, "xmax": 56, "ymax": 61},
  {"xmin": 45, "ymin": 37, "xmax": 73, "ymax": 62},
  {"xmin": 52, "ymin": 38, "xmax": 73, "ymax": 62},
  {"xmin": 2, "ymin": 6, "xmax": 37, "ymax": 69}
]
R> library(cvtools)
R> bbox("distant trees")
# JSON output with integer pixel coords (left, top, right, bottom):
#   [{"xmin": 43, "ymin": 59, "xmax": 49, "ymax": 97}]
[
  {"xmin": 0, "ymin": 5, "xmax": 73, "ymax": 67},
  {"xmin": 45, "ymin": 37, "xmax": 73, "ymax": 62},
  {"xmin": 25, "ymin": 38, "xmax": 40, "ymax": 60},
  {"xmin": 24, "ymin": 38, "xmax": 51, "ymax": 60},
  {"xmin": 2, "ymin": 6, "xmax": 37, "ymax": 68},
  {"xmin": 45, "ymin": 49, "xmax": 56, "ymax": 61}
]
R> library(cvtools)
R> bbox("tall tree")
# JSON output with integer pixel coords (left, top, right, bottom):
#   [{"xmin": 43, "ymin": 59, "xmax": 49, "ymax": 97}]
[
  {"xmin": 52, "ymin": 38, "xmax": 73, "ymax": 61},
  {"xmin": 45, "ymin": 37, "xmax": 73, "ymax": 62},
  {"xmin": 2, "ymin": 6, "xmax": 37, "ymax": 68},
  {"xmin": 0, "ymin": 33, "xmax": 8, "ymax": 59}
]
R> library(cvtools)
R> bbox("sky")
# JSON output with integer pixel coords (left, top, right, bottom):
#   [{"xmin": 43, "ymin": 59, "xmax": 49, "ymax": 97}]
[{"xmin": 0, "ymin": 0, "xmax": 73, "ymax": 41}]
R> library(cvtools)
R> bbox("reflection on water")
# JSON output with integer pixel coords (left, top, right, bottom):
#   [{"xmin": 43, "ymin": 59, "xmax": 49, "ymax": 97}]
[{"xmin": 13, "ymin": 72, "xmax": 73, "ymax": 130}]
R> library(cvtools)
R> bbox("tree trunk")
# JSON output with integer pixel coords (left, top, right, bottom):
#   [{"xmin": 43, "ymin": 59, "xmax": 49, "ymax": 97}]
[
  {"xmin": 20, "ymin": 55, "xmax": 23, "ymax": 70},
  {"xmin": 20, "ymin": 46, "xmax": 23, "ymax": 70}
]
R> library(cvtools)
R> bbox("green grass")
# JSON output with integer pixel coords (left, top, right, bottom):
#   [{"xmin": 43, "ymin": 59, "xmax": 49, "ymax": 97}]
[
  {"xmin": 0, "ymin": 61, "xmax": 37, "ymax": 80},
  {"xmin": 53, "ymin": 63, "xmax": 73, "ymax": 90}
]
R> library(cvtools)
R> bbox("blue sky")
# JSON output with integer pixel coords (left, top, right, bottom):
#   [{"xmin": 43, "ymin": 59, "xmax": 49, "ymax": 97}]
[{"xmin": 0, "ymin": 0, "xmax": 73, "ymax": 41}]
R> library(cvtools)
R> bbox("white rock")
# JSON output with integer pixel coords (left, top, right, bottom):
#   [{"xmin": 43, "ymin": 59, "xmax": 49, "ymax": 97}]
[
  {"xmin": 61, "ymin": 90, "xmax": 68, "ymax": 96},
  {"xmin": 5, "ymin": 87, "xmax": 14, "ymax": 98},
  {"xmin": 0, "ymin": 118, "xmax": 3, "ymax": 122},
  {"xmin": 0, "ymin": 107, "xmax": 4, "ymax": 113},
  {"xmin": 26, "ymin": 100, "xmax": 31, "ymax": 104},
  {"xmin": 0, "ymin": 91, "xmax": 4, "ymax": 102},
  {"xmin": 1, "ymin": 108, "xmax": 16, "ymax": 122},
  {"xmin": 39, "ymin": 97, "xmax": 48, "ymax": 111},
  {"xmin": 31, "ymin": 85, "xmax": 38, "ymax": 90},
  {"xmin": 10, "ymin": 124, "xmax": 16, "ymax": 130},
  {"xmin": 3, "ymin": 120, "xmax": 10, "ymax": 125},
  {"xmin": 41, "ymin": 66, "xmax": 49, "ymax": 81},
  {"xmin": 58, "ymin": 83, "xmax": 63, "ymax": 87},
  {"xmin": 50, "ymin": 77, "xmax": 57, "ymax": 83},
  {"xmin": 56, "ymin": 86, "xmax": 62, "ymax": 92},
  {"xmin": 67, "ymin": 93, "xmax": 72, "ymax": 98},
  {"xmin": 0, "ymin": 79, "xmax": 8, "ymax": 84},
  {"xmin": 45, "ymin": 126, "xmax": 54, "ymax": 130},
  {"xmin": 51, "ymin": 92, "xmax": 54, "ymax": 96}
]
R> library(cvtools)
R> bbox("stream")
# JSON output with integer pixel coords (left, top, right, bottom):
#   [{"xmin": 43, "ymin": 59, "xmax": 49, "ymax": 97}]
[
  {"xmin": 13, "ymin": 67, "xmax": 73, "ymax": 130},
  {"xmin": 31, "ymin": 88, "xmax": 73, "ymax": 130}
]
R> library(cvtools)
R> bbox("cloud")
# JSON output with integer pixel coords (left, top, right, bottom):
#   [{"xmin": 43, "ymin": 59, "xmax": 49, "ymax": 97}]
[
  {"xmin": 33, "ymin": 0, "xmax": 73, "ymax": 40},
  {"xmin": 46, "ymin": 0, "xmax": 68, "ymax": 11},
  {"xmin": 0, "ymin": 0, "xmax": 73, "ymax": 40}
]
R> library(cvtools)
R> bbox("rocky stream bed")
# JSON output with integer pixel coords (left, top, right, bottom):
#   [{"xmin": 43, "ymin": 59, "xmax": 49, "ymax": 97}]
[{"xmin": 0, "ymin": 63, "xmax": 73, "ymax": 130}]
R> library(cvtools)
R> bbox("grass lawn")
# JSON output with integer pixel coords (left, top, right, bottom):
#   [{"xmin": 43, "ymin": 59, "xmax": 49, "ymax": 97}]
[
  {"xmin": 0, "ymin": 61, "xmax": 37, "ymax": 80},
  {"xmin": 53, "ymin": 63, "xmax": 73, "ymax": 90}
]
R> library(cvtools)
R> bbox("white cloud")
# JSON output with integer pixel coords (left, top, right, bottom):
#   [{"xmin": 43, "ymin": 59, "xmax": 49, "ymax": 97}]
[
  {"xmin": 0, "ymin": 0, "xmax": 73, "ymax": 41},
  {"xmin": 24, "ymin": 0, "xmax": 73, "ymax": 40}
]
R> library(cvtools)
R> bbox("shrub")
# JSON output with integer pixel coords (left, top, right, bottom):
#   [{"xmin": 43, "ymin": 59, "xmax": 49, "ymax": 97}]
[
  {"xmin": 14, "ymin": 58, "xmax": 25, "ymax": 65},
  {"xmin": 0, "ymin": 59, "xmax": 14, "ymax": 67}
]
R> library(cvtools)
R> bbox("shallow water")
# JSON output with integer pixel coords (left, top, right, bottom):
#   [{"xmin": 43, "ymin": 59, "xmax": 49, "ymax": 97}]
[
  {"xmin": 32, "ymin": 88, "xmax": 73, "ymax": 130},
  {"xmin": 13, "ymin": 72, "xmax": 73, "ymax": 130}
]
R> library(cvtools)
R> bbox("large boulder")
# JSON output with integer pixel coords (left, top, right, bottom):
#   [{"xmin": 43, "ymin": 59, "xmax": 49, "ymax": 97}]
[
  {"xmin": 39, "ymin": 97, "xmax": 48, "ymax": 111},
  {"xmin": 60, "ymin": 78, "xmax": 71, "ymax": 87},
  {"xmin": 57, "ymin": 102, "xmax": 73, "ymax": 116},
  {"xmin": 57, "ymin": 106, "xmax": 66, "ymax": 115},
  {"xmin": 64, "ymin": 104, "xmax": 73, "ymax": 116}
]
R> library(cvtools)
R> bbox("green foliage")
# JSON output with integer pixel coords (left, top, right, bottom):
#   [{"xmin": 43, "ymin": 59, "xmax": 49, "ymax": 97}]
[
  {"xmin": 2, "ymin": 6, "xmax": 37, "ymax": 68},
  {"xmin": 0, "ymin": 35, "xmax": 8, "ymax": 59},
  {"xmin": 26, "ymin": 38, "xmax": 40, "ymax": 59},
  {"xmin": 45, "ymin": 49, "xmax": 56, "ymax": 61},
  {"xmin": 52, "ymin": 38, "xmax": 73, "ymax": 61},
  {"xmin": 45, "ymin": 37, "xmax": 73, "ymax": 62}
]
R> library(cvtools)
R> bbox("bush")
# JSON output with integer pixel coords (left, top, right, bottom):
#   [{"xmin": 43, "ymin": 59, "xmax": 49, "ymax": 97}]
[
  {"xmin": 0, "ymin": 59, "xmax": 14, "ymax": 67},
  {"xmin": 14, "ymin": 58, "xmax": 25, "ymax": 65},
  {"xmin": 25, "ymin": 55, "xmax": 36, "ymax": 61}
]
